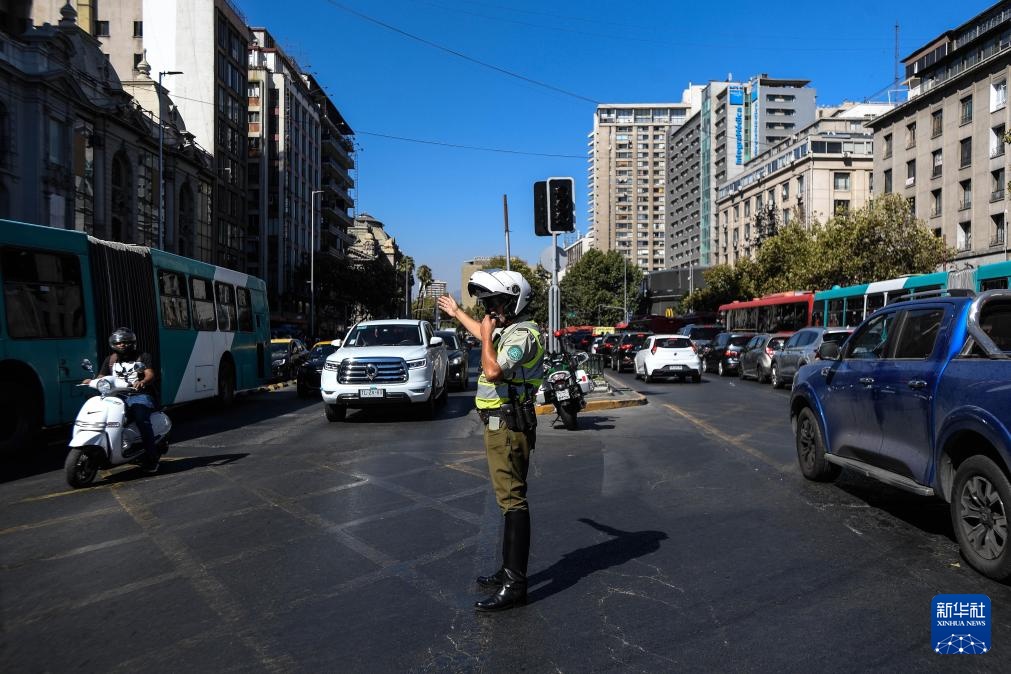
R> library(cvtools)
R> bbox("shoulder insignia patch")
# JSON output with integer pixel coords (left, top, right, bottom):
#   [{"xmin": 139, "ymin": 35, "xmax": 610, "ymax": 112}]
[{"xmin": 507, "ymin": 345, "xmax": 523, "ymax": 361}]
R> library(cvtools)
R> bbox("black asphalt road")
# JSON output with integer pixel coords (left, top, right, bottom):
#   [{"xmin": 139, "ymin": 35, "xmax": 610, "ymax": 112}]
[{"xmin": 2, "ymin": 360, "xmax": 1009, "ymax": 672}]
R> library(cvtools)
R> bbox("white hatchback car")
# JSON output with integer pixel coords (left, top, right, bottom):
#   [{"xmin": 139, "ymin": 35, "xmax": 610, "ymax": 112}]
[{"xmin": 633, "ymin": 334, "xmax": 702, "ymax": 383}]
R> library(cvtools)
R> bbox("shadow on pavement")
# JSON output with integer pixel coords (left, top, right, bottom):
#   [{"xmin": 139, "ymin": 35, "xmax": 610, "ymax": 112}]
[
  {"xmin": 527, "ymin": 518, "xmax": 667, "ymax": 604},
  {"xmin": 86, "ymin": 452, "xmax": 249, "ymax": 488},
  {"xmin": 834, "ymin": 473, "xmax": 956, "ymax": 541},
  {"xmin": 544, "ymin": 414, "xmax": 615, "ymax": 431}
]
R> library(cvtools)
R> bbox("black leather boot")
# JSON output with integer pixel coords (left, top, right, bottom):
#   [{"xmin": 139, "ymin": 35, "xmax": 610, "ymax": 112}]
[
  {"xmin": 475, "ymin": 509, "xmax": 529, "ymax": 611},
  {"xmin": 476, "ymin": 568, "xmax": 504, "ymax": 588}
]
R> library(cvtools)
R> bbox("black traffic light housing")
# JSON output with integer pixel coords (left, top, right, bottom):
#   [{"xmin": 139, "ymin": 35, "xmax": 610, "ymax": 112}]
[
  {"xmin": 533, "ymin": 180, "xmax": 549, "ymax": 236},
  {"xmin": 548, "ymin": 177, "xmax": 575, "ymax": 233}
]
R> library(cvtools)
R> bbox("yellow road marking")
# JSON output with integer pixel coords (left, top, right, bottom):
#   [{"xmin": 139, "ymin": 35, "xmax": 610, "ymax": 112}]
[{"xmin": 662, "ymin": 402, "xmax": 793, "ymax": 472}]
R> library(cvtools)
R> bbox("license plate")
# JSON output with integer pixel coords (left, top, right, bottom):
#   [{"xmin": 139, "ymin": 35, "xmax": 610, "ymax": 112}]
[
  {"xmin": 666, "ymin": 364, "xmax": 686, "ymax": 371},
  {"xmin": 359, "ymin": 387, "xmax": 385, "ymax": 399},
  {"xmin": 556, "ymin": 389, "xmax": 571, "ymax": 401}
]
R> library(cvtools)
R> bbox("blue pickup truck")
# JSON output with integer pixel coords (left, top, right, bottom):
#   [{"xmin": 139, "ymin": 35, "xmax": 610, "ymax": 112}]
[{"xmin": 790, "ymin": 290, "xmax": 1011, "ymax": 581}]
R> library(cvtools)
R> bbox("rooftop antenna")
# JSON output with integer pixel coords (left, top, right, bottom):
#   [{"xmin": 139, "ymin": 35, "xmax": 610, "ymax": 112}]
[{"xmin": 893, "ymin": 22, "xmax": 900, "ymax": 92}]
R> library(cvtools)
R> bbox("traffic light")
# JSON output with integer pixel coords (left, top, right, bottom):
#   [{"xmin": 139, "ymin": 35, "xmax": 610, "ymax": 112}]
[
  {"xmin": 547, "ymin": 177, "xmax": 575, "ymax": 233},
  {"xmin": 533, "ymin": 180, "xmax": 549, "ymax": 236}
]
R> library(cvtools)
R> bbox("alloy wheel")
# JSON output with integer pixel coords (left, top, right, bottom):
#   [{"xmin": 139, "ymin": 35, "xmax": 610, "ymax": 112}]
[{"xmin": 958, "ymin": 475, "xmax": 1008, "ymax": 561}]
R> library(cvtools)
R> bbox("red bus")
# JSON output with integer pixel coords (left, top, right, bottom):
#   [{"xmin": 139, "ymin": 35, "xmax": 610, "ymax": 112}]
[{"xmin": 718, "ymin": 291, "xmax": 814, "ymax": 333}]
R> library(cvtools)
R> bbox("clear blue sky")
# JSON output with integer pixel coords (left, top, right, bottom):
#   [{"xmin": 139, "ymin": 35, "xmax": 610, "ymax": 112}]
[{"xmin": 240, "ymin": 0, "xmax": 994, "ymax": 296}]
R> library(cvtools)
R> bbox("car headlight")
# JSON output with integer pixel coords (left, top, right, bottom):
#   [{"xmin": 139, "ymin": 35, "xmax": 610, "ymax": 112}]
[
  {"xmin": 323, "ymin": 361, "xmax": 339, "ymax": 371},
  {"xmin": 96, "ymin": 379, "xmax": 113, "ymax": 395},
  {"xmin": 450, "ymin": 356, "xmax": 463, "ymax": 365},
  {"xmin": 406, "ymin": 357, "xmax": 427, "ymax": 369}
]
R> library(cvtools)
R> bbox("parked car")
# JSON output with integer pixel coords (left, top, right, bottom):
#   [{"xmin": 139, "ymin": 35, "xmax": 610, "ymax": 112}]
[
  {"xmin": 270, "ymin": 338, "xmax": 309, "ymax": 381},
  {"xmin": 464, "ymin": 334, "xmax": 480, "ymax": 349},
  {"xmin": 320, "ymin": 319, "xmax": 448, "ymax": 421},
  {"xmin": 633, "ymin": 335, "xmax": 702, "ymax": 383},
  {"xmin": 790, "ymin": 289, "xmax": 1011, "ymax": 580},
  {"xmin": 297, "ymin": 341, "xmax": 339, "ymax": 397},
  {"xmin": 436, "ymin": 330, "xmax": 469, "ymax": 390},
  {"xmin": 677, "ymin": 323, "xmax": 724, "ymax": 351},
  {"xmin": 565, "ymin": 330, "xmax": 594, "ymax": 352},
  {"xmin": 770, "ymin": 326, "xmax": 853, "ymax": 389},
  {"xmin": 738, "ymin": 332, "xmax": 792, "ymax": 383},
  {"xmin": 701, "ymin": 332, "xmax": 755, "ymax": 376},
  {"xmin": 611, "ymin": 331, "xmax": 652, "ymax": 372},
  {"xmin": 598, "ymin": 333, "xmax": 621, "ymax": 360}
]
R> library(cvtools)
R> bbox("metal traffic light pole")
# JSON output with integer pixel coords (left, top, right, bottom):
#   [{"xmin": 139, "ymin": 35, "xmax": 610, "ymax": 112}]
[{"xmin": 549, "ymin": 231, "xmax": 559, "ymax": 353}]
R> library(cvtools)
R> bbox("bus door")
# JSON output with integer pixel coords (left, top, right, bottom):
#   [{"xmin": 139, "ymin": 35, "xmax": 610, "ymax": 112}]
[{"xmin": 0, "ymin": 246, "xmax": 94, "ymax": 425}]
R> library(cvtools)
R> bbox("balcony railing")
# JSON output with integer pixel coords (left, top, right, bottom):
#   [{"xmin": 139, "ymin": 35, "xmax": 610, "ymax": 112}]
[
  {"xmin": 992, "ymin": 188, "xmax": 1006, "ymax": 202},
  {"xmin": 960, "ymin": 199, "xmax": 973, "ymax": 211},
  {"xmin": 991, "ymin": 146, "xmax": 1006, "ymax": 158},
  {"xmin": 991, "ymin": 233, "xmax": 1006, "ymax": 247}
]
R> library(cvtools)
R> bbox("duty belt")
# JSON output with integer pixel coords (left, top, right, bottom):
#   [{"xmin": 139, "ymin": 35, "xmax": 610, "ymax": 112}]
[{"xmin": 477, "ymin": 409, "xmax": 504, "ymax": 424}]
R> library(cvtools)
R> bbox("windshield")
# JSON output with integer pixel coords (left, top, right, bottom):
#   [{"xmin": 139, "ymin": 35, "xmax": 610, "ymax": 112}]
[
  {"xmin": 310, "ymin": 345, "xmax": 337, "ymax": 359},
  {"xmin": 729, "ymin": 335, "xmax": 753, "ymax": 347},
  {"xmin": 690, "ymin": 327, "xmax": 723, "ymax": 340},
  {"xmin": 270, "ymin": 344, "xmax": 288, "ymax": 358},
  {"xmin": 344, "ymin": 324, "xmax": 422, "ymax": 347},
  {"xmin": 656, "ymin": 337, "xmax": 692, "ymax": 349},
  {"xmin": 823, "ymin": 331, "xmax": 851, "ymax": 344},
  {"xmin": 438, "ymin": 333, "xmax": 460, "ymax": 349},
  {"xmin": 769, "ymin": 337, "xmax": 788, "ymax": 351}
]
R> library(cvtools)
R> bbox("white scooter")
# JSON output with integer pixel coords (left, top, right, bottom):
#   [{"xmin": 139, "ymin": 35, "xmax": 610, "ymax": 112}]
[{"xmin": 64, "ymin": 359, "xmax": 171, "ymax": 488}]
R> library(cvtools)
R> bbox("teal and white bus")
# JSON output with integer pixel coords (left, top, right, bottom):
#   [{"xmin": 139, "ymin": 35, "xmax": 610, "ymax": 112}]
[
  {"xmin": 812, "ymin": 261, "xmax": 1011, "ymax": 328},
  {"xmin": 1, "ymin": 219, "xmax": 271, "ymax": 453}
]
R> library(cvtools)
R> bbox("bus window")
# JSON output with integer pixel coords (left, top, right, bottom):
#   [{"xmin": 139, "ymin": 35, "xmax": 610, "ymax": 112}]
[
  {"xmin": 215, "ymin": 282, "xmax": 237, "ymax": 332},
  {"xmin": 190, "ymin": 277, "xmax": 216, "ymax": 330},
  {"xmin": 981, "ymin": 278, "xmax": 1009, "ymax": 291},
  {"xmin": 866, "ymin": 292, "xmax": 885, "ymax": 315},
  {"xmin": 886, "ymin": 289, "xmax": 910, "ymax": 304},
  {"xmin": 842, "ymin": 299, "xmax": 862, "ymax": 327},
  {"xmin": 2, "ymin": 247, "xmax": 85, "ymax": 339},
  {"xmin": 827, "ymin": 299, "xmax": 843, "ymax": 327},
  {"xmin": 236, "ymin": 287, "xmax": 253, "ymax": 332},
  {"xmin": 158, "ymin": 270, "xmax": 189, "ymax": 329}
]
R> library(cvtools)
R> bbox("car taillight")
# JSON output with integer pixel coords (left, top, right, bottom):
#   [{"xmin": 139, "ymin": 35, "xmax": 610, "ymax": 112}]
[
  {"xmin": 621, "ymin": 343, "xmax": 632, "ymax": 350},
  {"xmin": 725, "ymin": 350, "xmax": 734, "ymax": 357},
  {"xmin": 651, "ymin": 345, "xmax": 657, "ymax": 354}
]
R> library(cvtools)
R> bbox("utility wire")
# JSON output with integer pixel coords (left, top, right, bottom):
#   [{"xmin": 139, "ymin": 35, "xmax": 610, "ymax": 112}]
[
  {"xmin": 358, "ymin": 130, "xmax": 584, "ymax": 158},
  {"xmin": 321, "ymin": 0, "xmax": 599, "ymax": 104}
]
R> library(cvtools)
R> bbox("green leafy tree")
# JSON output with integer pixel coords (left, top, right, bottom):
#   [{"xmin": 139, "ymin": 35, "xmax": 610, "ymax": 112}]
[
  {"xmin": 415, "ymin": 264, "xmax": 432, "ymax": 319},
  {"xmin": 396, "ymin": 255, "xmax": 415, "ymax": 318},
  {"xmin": 681, "ymin": 259, "xmax": 759, "ymax": 312},
  {"xmin": 753, "ymin": 221, "xmax": 819, "ymax": 295},
  {"xmin": 558, "ymin": 249, "xmax": 643, "ymax": 325}
]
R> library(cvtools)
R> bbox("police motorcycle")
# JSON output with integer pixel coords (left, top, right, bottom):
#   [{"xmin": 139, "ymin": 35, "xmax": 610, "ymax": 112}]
[
  {"xmin": 536, "ymin": 351, "xmax": 594, "ymax": 430},
  {"xmin": 64, "ymin": 359, "xmax": 171, "ymax": 488}
]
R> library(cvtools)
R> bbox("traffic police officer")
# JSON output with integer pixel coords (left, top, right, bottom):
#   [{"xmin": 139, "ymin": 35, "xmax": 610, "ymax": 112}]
[{"xmin": 437, "ymin": 269, "xmax": 544, "ymax": 611}]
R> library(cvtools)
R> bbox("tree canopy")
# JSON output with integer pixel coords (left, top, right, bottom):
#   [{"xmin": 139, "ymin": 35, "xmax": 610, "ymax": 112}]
[{"xmin": 559, "ymin": 249, "xmax": 644, "ymax": 325}]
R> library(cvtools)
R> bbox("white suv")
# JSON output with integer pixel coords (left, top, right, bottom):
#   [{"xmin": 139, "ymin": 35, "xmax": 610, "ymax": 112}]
[{"xmin": 320, "ymin": 319, "xmax": 448, "ymax": 421}]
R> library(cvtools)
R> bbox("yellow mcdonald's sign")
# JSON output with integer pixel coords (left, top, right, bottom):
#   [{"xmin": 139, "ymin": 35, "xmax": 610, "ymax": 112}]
[{"xmin": 664, "ymin": 307, "xmax": 674, "ymax": 318}]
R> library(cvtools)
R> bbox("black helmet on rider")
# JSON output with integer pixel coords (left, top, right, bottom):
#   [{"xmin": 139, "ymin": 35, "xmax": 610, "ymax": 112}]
[{"xmin": 109, "ymin": 327, "xmax": 137, "ymax": 355}]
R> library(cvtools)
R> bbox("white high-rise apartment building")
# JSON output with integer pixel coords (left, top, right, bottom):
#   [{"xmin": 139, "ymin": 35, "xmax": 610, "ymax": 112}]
[{"xmin": 588, "ymin": 100, "xmax": 694, "ymax": 272}]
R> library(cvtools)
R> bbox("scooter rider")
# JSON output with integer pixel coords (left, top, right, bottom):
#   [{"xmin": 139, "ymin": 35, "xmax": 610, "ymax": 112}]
[
  {"xmin": 84, "ymin": 328, "xmax": 160, "ymax": 473},
  {"xmin": 437, "ymin": 270, "xmax": 544, "ymax": 612}
]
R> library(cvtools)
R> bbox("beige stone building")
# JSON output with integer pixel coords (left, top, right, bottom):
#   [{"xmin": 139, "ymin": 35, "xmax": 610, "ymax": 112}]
[
  {"xmin": 869, "ymin": 0, "xmax": 1011, "ymax": 267},
  {"xmin": 588, "ymin": 101, "xmax": 693, "ymax": 272},
  {"xmin": 714, "ymin": 105, "xmax": 891, "ymax": 266},
  {"xmin": 460, "ymin": 257, "xmax": 493, "ymax": 310}
]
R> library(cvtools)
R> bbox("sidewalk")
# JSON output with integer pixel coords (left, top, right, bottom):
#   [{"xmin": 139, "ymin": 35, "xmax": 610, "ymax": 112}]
[{"xmin": 534, "ymin": 371, "xmax": 647, "ymax": 415}]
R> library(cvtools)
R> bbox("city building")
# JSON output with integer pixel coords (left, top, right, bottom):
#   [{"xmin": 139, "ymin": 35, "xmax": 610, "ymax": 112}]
[
  {"xmin": 868, "ymin": 0, "xmax": 1011, "ymax": 268},
  {"xmin": 587, "ymin": 100, "xmax": 694, "ymax": 272},
  {"xmin": 714, "ymin": 104, "xmax": 889, "ymax": 265},
  {"xmin": 668, "ymin": 77, "xmax": 817, "ymax": 269},
  {"xmin": 306, "ymin": 74, "xmax": 356, "ymax": 260},
  {"xmin": 247, "ymin": 28, "xmax": 321, "ymax": 328},
  {"xmin": 563, "ymin": 230, "xmax": 595, "ymax": 269},
  {"xmin": 350, "ymin": 213, "xmax": 401, "ymax": 268},
  {"xmin": 0, "ymin": 5, "xmax": 214, "ymax": 253},
  {"xmin": 32, "ymin": 0, "xmax": 138, "ymax": 80}
]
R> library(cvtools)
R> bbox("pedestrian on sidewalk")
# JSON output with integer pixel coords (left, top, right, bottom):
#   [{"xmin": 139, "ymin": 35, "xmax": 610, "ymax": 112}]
[{"xmin": 437, "ymin": 270, "xmax": 544, "ymax": 612}]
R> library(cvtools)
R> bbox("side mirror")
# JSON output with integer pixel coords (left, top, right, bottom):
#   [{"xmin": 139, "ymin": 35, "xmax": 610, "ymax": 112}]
[
  {"xmin": 817, "ymin": 342, "xmax": 841, "ymax": 360},
  {"xmin": 429, "ymin": 336, "xmax": 444, "ymax": 347},
  {"xmin": 81, "ymin": 358, "xmax": 94, "ymax": 373}
]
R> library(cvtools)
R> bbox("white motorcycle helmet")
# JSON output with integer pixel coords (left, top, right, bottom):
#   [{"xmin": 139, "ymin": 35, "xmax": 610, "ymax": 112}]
[{"xmin": 467, "ymin": 269, "xmax": 532, "ymax": 318}]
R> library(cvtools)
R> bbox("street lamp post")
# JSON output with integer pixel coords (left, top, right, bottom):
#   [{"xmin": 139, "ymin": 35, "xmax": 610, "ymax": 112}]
[
  {"xmin": 157, "ymin": 70, "xmax": 183, "ymax": 251},
  {"xmin": 310, "ymin": 190, "xmax": 323, "ymax": 341}
]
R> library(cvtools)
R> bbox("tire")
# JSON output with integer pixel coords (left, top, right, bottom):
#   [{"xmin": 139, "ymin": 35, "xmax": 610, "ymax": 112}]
[
  {"xmin": 324, "ymin": 403, "xmax": 346, "ymax": 422},
  {"xmin": 0, "ymin": 382, "xmax": 39, "ymax": 455},
  {"xmin": 558, "ymin": 403, "xmax": 578, "ymax": 430},
  {"xmin": 795, "ymin": 407, "xmax": 840, "ymax": 482},
  {"xmin": 951, "ymin": 456, "xmax": 1011, "ymax": 580},
  {"xmin": 738, "ymin": 364, "xmax": 746, "ymax": 380},
  {"xmin": 758, "ymin": 366, "xmax": 770, "ymax": 384},
  {"xmin": 645, "ymin": 369, "xmax": 654, "ymax": 383},
  {"xmin": 770, "ymin": 364, "xmax": 783, "ymax": 389},
  {"xmin": 717, "ymin": 360, "xmax": 726, "ymax": 377},
  {"xmin": 217, "ymin": 360, "xmax": 236, "ymax": 408},
  {"xmin": 65, "ymin": 448, "xmax": 100, "ymax": 488},
  {"xmin": 421, "ymin": 380, "xmax": 438, "ymax": 419},
  {"xmin": 692, "ymin": 373, "xmax": 701, "ymax": 383}
]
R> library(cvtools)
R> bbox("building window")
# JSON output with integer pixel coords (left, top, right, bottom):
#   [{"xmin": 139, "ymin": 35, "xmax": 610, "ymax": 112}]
[
  {"xmin": 931, "ymin": 188, "xmax": 942, "ymax": 217},
  {"xmin": 883, "ymin": 133, "xmax": 893, "ymax": 158},
  {"xmin": 781, "ymin": 181, "xmax": 789, "ymax": 200},
  {"xmin": 906, "ymin": 121, "xmax": 916, "ymax": 148},
  {"xmin": 133, "ymin": 21, "xmax": 143, "ymax": 38},
  {"xmin": 993, "ymin": 213, "xmax": 1006, "ymax": 247},
  {"xmin": 960, "ymin": 96, "xmax": 973, "ymax": 125},
  {"xmin": 958, "ymin": 222, "xmax": 972, "ymax": 251},
  {"xmin": 959, "ymin": 137, "xmax": 972, "ymax": 168},
  {"xmin": 991, "ymin": 124, "xmax": 1006, "ymax": 158},
  {"xmin": 833, "ymin": 173, "xmax": 851, "ymax": 191},
  {"xmin": 796, "ymin": 175, "xmax": 805, "ymax": 198},
  {"xmin": 833, "ymin": 200, "xmax": 850, "ymax": 215},
  {"xmin": 744, "ymin": 200, "xmax": 751, "ymax": 217},
  {"xmin": 883, "ymin": 169, "xmax": 893, "ymax": 194},
  {"xmin": 992, "ymin": 168, "xmax": 1006, "ymax": 201},
  {"xmin": 931, "ymin": 149, "xmax": 943, "ymax": 178},
  {"xmin": 96, "ymin": 21, "xmax": 110, "ymax": 37},
  {"xmin": 133, "ymin": 53, "xmax": 144, "ymax": 70},
  {"xmin": 960, "ymin": 180, "xmax": 972, "ymax": 210},
  {"xmin": 906, "ymin": 159, "xmax": 916, "ymax": 186},
  {"xmin": 908, "ymin": 196, "xmax": 916, "ymax": 214},
  {"xmin": 931, "ymin": 109, "xmax": 943, "ymax": 137},
  {"xmin": 991, "ymin": 79, "xmax": 1007, "ymax": 112}
]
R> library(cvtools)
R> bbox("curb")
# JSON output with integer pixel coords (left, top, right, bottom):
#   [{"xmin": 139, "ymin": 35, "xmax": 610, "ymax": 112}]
[{"xmin": 534, "ymin": 372, "xmax": 647, "ymax": 415}]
